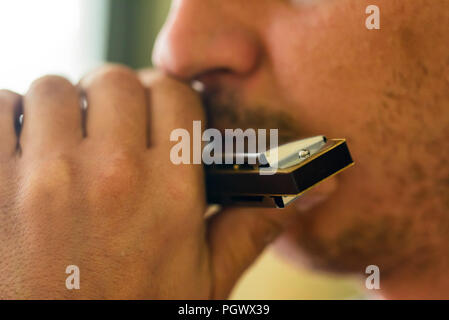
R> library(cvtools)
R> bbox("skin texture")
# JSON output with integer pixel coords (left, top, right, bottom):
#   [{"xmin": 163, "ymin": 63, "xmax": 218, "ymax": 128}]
[
  {"xmin": 153, "ymin": 0, "xmax": 449, "ymax": 298},
  {"xmin": 0, "ymin": 67, "xmax": 307, "ymax": 299},
  {"xmin": 0, "ymin": 0, "xmax": 448, "ymax": 299}
]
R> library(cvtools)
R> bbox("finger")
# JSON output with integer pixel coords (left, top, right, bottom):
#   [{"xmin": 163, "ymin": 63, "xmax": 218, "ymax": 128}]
[
  {"xmin": 207, "ymin": 206, "xmax": 300, "ymax": 299},
  {"xmin": 0, "ymin": 90, "xmax": 21, "ymax": 158},
  {"xmin": 80, "ymin": 64, "xmax": 147, "ymax": 150},
  {"xmin": 139, "ymin": 70, "xmax": 207, "ymax": 215},
  {"xmin": 21, "ymin": 76, "xmax": 83, "ymax": 156},
  {"xmin": 138, "ymin": 69, "xmax": 205, "ymax": 153}
]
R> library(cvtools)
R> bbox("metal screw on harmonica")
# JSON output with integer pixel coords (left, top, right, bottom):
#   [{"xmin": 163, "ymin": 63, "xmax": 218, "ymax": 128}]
[{"xmin": 205, "ymin": 136, "xmax": 354, "ymax": 208}]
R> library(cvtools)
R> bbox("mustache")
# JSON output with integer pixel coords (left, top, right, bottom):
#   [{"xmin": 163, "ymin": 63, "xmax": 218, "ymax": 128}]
[{"xmin": 201, "ymin": 91, "xmax": 302, "ymax": 144}]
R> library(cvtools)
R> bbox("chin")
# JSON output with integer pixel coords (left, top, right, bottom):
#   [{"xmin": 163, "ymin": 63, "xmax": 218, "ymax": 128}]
[{"xmin": 277, "ymin": 198, "xmax": 402, "ymax": 275}]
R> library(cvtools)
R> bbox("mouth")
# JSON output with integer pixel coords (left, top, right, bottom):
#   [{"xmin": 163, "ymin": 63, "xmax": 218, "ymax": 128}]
[
  {"xmin": 199, "ymin": 88, "xmax": 346, "ymax": 210},
  {"xmin": 200, "ymin": 90, "xmax": 303, "ymax": 145}
]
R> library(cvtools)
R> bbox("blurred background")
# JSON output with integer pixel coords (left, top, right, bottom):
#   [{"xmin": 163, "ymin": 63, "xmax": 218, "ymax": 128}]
[{"xmin": 0, "ymin": 0, "xmax": 366, "ymax": 299}]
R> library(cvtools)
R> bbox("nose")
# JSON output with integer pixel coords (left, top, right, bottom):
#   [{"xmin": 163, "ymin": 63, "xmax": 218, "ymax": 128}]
[{"xmin": 153, "ymin": 0, "xmax": 261, "ymax": 81}]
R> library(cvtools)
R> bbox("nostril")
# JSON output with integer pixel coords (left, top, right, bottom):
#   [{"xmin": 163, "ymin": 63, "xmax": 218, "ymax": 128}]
[
  {"xmin": 154, "ymin": 12, "xmax": 261, "ymax": 81},
  {"xmin": 153, "ymin": 0, "xmax": 262, "ymax": 84}
]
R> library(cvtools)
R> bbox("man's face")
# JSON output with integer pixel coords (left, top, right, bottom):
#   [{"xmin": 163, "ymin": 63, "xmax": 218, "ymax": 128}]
[{"xmin": 154, "ymin": 0, "xmax": 449, "ymax": 294}]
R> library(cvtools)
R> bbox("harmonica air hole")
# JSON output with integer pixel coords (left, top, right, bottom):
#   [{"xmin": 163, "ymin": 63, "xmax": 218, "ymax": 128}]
[{"xmin": 230, "ymin": 196, "xmax": 265, "ymax": 203}]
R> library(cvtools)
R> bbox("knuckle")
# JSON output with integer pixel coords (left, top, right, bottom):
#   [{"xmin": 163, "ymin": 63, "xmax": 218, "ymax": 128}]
[
  {"xmin": 92, "ymin": 150, "xmax": 143, "ymax": 200},
  {"xmin": 149, "ymin": 73, "xmax": 205, "ymax": 120},
  {"xmin": 21, "ymin": 153, "xmax": 77, "ymax": 204},
  {"xmin": 36, "ymin": 153, "xmax": 76, "ymax": 186},
  {"xmin": 84, "ymin": 64, "xmax": 144, "ymax": 94},
  {"xmin": 151, "ymin": 72, "xmax": 199, "ymax": 101},
  {"xmin": 26, "ymin": 75, "xmax": 76, "ymax": 106},
  {"xmin": 147, "ymin": 71, "xmax": 187, "ymax": 90},
  {"xmin": 137, "ymin": 68, "xmax": 160, "ymax": 85},
  {"xmin": 28, "ymin": 75, "xmax": 74, "ymax": 96},
  {"xmin": 0, "ymin": 89, "xmax": 21, "ymax": 109}
]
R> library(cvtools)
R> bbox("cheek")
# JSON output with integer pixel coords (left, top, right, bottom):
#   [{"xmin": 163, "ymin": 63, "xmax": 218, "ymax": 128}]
[
  {"xmin": 261, "ymin": 0, "xmax": 428, "ymax": 216},
  {"xmin": 264, "ymin": 0, "xmax": 404, "ymax": 136},
  {"xmin": 263, "ymin": 0, "xmax": 417, "ymax": 184}
]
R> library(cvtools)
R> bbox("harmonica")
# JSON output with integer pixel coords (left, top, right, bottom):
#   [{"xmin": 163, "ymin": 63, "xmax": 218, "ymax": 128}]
[{"xmin": 205, "ymin": 136, "xmax": 354, "ymax": 208}]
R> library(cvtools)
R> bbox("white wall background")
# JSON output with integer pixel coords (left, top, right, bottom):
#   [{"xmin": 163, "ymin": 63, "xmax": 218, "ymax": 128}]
[{"xmin": 0, "ymin": 0, "xmax": 109, "ymax": 93}]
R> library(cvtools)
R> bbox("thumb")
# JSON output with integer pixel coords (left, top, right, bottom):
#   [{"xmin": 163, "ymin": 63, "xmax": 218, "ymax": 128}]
[
  {"xmin": 207, "ymin": 177, "xmax": 338, "ymax": 299},
  {"xmin": 207, "ymin": 206, "xmax": 298, "ymax": 299}
]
